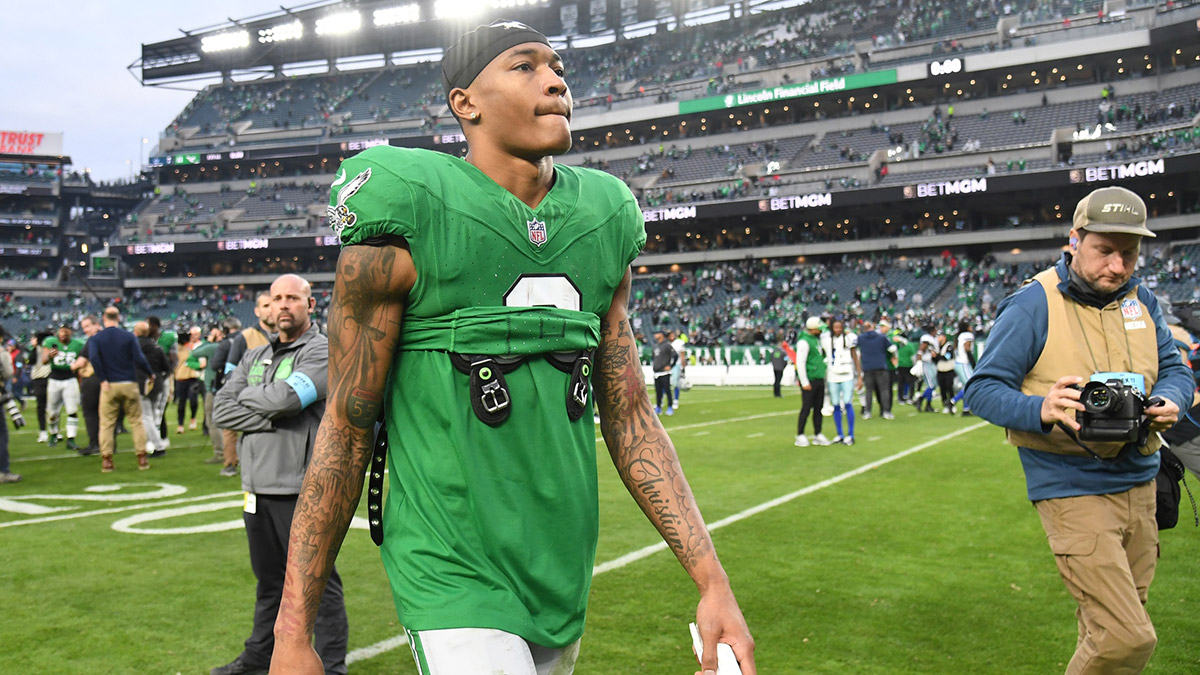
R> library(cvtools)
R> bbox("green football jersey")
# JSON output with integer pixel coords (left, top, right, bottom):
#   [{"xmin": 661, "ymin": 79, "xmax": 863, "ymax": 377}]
[
  {"xmin": 157, "ymin": 330, "xmax": 178, "ymax": 353},
  {"xmin": 334, "ymin": 146, "xmax": 645, "ymax": 647},
  {"xmin": 43, "ymin": 336, "xmax": 86, "ymax": 374}
]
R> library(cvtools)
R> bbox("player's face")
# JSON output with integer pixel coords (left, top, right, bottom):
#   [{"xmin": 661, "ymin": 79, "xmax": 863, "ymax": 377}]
[
  {"xmin": 1070, "ymin": 229, "xmax": 1140, "ymax": 295},
  {"xmin": 471, "ymin": 43, "xmax": 572, "ymax": 158},
  {"xmin": 80, "ymin": 319, "xmax": 96, "ymax": 336},
  {"xmin": 57, "ymin": 327, "xmax": 72, "ymax": 343}
]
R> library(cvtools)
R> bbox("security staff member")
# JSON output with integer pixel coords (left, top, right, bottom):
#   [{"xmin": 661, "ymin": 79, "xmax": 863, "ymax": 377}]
[
  {"xmin": 965, "ymin": 186, "xmax": 1192, "ymax": 674},
  {"xmin": 211, "ymin": 274, "xmax": 346, "ymax": 675}
]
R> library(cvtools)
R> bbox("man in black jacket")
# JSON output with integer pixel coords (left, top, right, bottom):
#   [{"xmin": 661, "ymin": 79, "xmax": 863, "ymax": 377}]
[{"xmin": 133, "ymin": 321, "xmax": 171, "ymax": 457}]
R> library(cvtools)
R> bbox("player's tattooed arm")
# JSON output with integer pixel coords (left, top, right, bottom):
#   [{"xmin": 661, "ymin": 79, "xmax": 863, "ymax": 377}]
[
  {"xmin": 273, "ymin": 244, "xmax": 414, "ymax": 654},
  {"xmin": 596, "ymin": 267, "xmax": 717, "ymax": 576},
  {"xmin": 597, "ymin": 267, "xmax": 757, "ymax": 675}
]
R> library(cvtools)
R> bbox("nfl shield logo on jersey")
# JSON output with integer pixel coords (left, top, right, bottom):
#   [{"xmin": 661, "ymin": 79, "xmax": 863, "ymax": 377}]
[
  {"xmin": 527, "ymin": 218, "xmax": 547, "ymax": 247},
  {"xmin": 1120, "ymin": 299, "xmax": 1142, "ymax": 319}
]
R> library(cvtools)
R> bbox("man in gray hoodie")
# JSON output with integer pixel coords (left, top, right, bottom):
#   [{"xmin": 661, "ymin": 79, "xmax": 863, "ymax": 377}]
[{"xmin": 212, "ymin": 274, "xmax": 346, "ymax": 675}]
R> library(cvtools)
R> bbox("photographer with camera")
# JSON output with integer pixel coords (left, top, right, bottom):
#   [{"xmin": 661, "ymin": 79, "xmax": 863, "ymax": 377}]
[
  {"xmin": 0, "ymin": 325, "xmax": 22, "ymax": 484},
  {"xmin": 964, "ymin": 186, "xmax": 1193, "ymax": 674}
]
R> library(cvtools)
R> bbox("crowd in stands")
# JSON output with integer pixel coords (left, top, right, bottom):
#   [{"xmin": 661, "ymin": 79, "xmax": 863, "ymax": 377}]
[
  {"xmin": 9, "ymin": 244, "xmax": 1200, "ymax": 361},
  {"xmin": 164, "ymin": 0, "xmax": 1126, "ymax": 143},
  {"xmin": 0, "ymin": 163, "xmax": 60, "ymax": 183}
]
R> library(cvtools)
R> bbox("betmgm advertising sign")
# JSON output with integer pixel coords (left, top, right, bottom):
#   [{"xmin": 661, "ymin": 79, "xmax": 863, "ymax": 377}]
[{"xmin": 1069, "ymin": 159, "xmax": 1165, "ymax": 184}]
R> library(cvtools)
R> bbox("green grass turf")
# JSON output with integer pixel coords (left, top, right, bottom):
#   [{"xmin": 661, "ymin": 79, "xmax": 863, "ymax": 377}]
[{"xmin": 2, "ymin": 387, "xmax": 1198, "ymax": 674}]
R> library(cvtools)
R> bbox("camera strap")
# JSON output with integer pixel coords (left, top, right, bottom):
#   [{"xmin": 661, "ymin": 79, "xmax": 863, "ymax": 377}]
[
  {"xmin": 1055, "ymin": 422, "xmax": 1129, "ymax": 462},
  {"xmin": 1164, "ymin": 448, "xmax": 1200, "ymax": 527}
]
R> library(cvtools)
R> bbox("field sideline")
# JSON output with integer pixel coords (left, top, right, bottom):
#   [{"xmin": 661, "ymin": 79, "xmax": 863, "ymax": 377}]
[{"xmin": 3, "ymin": 386, "xmax": 1198, "ymax": 674}]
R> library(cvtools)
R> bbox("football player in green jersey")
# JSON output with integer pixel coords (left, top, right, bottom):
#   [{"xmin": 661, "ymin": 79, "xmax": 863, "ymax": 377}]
[
  {"xmin": 42, "ymin": 324, "xmax": 86, "ymax": 449},
  {"xmin": 271, "ymin": 21, "xmax": 755, "ymax": 675}
]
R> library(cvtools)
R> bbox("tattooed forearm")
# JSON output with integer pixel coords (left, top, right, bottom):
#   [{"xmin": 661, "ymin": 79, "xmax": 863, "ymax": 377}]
[
  {"xmin": 275, "ymin": 244, "xmax": 413, "ymax": 640},
  {"xmin": 597, "ymin": 270, "xmax": 716, "ymax": 575}
]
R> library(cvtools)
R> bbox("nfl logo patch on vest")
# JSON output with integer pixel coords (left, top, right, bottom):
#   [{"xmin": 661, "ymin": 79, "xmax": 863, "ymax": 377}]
[
  {"xmin": 1121, "ymin": 298, "xmax": 1142, "ymax": 319},
  {"xmin": 527, "ymin": 218, "xmax": 547, "ymax": 247}
]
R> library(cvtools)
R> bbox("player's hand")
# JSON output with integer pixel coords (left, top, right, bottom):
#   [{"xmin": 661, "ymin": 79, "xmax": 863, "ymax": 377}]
[
  {"xmin": 269, "ymin": 637, "xmax": 323, "ymax": 675},
  {"xmin": 1039, "ymin": 375, "xmax": 1084, "ymax": 431},
  {"xmin": 100, "ymin": 381, "xmax": 110, "ymax": 394},
  {"xmin": 801, "ymin": 383, "xmax": 812, "ymax": 391},
  {"xmin": 695, "ymin": 583, "xmax": 756, "ymax": 675},
  {"xmin": 1146, "ymin": 396, "xmax": 1180, "ymax": 432}
]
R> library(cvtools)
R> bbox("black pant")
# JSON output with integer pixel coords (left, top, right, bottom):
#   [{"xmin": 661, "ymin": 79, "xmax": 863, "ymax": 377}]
[
  {"xmin": 175, "ymin": 378, "xmax": 200, "ymax": 426},
  {"xmin": 242, "ymin": 494, "xmax": 347, "ymax": 674},
  {"xmin": 654, "ymin": 373, "xmax": 673, "ymax": 409},
  {"xmin": 798, "ymin": 378, "xmax": 825, "ymax": 435},
  {"xmin": 897, "ymin": 368, "xmax": 916, "ymax": 401},
  {"xmin": 32, "ymin": 378, "xmax": 48, "ymax": 431},
  {"xmin": 80, "ymin": 375, "xmax": 102, "ymax": 450},
  {"xmin": 937, "ymin": 369, "xmax": 957, "ymax": 408},
  {"xmin": 773, "ymin": 368, "xmax": 785, "ymax": 397},
  {"xmin": 862, "ymin": 369, "xmax": 892, "ymax": 415}
]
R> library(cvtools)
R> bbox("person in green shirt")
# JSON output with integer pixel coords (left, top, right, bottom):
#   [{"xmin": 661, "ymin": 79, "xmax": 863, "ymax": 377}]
[
  {"xmin": 268, "ymin": 20, "xmax": 755, "ymax": 675},
  {"xmin": 895, "ymin": 331, "xmax": 919, "ymax": 403},
  {"xmin": 42, "ymin": 324, "xmax": 86, "ymax": 448},
  {"xmin": 189, "ymin": 325, "xmax": 222, "ymax": 459},
  {"xmin": 148, "ymin": 316, "xmax": 176, "ymax": 443}
]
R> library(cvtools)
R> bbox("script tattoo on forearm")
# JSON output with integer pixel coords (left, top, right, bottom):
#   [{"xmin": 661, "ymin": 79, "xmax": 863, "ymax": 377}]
[
  {"xmin": 597, "ymin": 315, "xmax": 713, "ymax": 571},
  {"xmin": 277, "ymin": 245, "xmax": 406, "ymax": 637}
]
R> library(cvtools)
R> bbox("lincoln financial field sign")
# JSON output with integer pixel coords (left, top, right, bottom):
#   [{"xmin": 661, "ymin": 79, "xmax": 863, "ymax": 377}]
[{"xmin": 678, "ymin": 70, "xmax": 899, "ymax": 115}]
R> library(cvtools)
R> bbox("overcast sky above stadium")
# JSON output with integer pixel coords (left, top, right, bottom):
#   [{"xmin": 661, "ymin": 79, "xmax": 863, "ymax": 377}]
[{"xmin": 5, "ymin": 1, "xmax": 288, "ymax": 182}]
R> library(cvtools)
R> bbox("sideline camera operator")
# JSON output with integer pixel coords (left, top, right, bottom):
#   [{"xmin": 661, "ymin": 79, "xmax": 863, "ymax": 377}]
[{"xmin": 964, "ymin": 186, "xmax": 1193, "ymax": 674}]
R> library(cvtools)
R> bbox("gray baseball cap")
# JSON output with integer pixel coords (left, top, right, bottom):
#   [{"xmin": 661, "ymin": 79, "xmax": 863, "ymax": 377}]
[{"xmin": 1073, "ymin": 186, "xmax": 1154, "ymax": 238}]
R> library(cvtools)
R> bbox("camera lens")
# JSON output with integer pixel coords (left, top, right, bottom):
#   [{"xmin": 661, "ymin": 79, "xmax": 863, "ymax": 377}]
[{"xmin": 1085, "ymin": 385, "xmax": 1117, "ymax": 413}]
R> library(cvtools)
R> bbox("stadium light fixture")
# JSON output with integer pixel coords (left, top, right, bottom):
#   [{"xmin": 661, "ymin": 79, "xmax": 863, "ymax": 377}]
[
  {"xmin": 492, "ymin": 0, "xmax": 548, "ymax": 8},
  {"xmin": 374, "ymin": 4, "xmax": 421, "ymax": 27},
  {"xmin": 258, "ymin": 20, "xmax": 304, "ymax": 44},
  {"xmin": 316, "ymin": 11, "xmax": 362, "ymax": 36},
  {"xmin": 435, "ymin": 0, "xmax": 487, "ymax": 20},
  {"xmin": 201, "ymin": 31, "xmax": 250, "ymax": 53}
]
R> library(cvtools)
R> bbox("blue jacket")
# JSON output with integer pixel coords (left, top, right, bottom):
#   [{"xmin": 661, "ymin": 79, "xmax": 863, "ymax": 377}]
[
  {"xmin": 89, "ymin": 326, "xmax": 154, "ymax": 384},
  {"xmin": 857, "ymin": 330, "xmax": 895, "ymax": 371},
  {"xmin": 964, "ymin": 254, "xmax": 1193, "ymax": 501}
]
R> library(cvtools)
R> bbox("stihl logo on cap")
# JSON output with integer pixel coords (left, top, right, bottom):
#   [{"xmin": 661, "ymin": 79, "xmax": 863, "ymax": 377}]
[{"xmin": 1100, "ymin": 202, "xmax": 1140, "ymax": 216}]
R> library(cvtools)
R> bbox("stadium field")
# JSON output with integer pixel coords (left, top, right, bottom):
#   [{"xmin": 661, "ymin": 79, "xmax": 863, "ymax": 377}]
[{"xmin": 3, "ymin": 385, "xmax": 1198, "ymax": 674}]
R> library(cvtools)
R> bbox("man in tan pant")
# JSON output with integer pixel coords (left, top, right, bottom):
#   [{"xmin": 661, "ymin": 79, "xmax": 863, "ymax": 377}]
[
  {"xmin": 87, "ymin": 307, "xmax": 154, "ymax": 472},
  {"xmin": 964, "ymin": 187, "xmax": 1192, "ymax": 673}
]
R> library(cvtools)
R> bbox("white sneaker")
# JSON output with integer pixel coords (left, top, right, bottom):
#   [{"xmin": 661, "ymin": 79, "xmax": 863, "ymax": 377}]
[
  {"xmin": 843, "ymin": 436, "xmax": 856, "ymax": 446},
  {"xmin": 671, "ymin": 402, "xmax": 679, "ymax": 410},
  {"xmin": 831, "ymin": 435, "xmax": 845, "ymax": 445},
  {"xmin": 593, "ymin": 414, "xmax": 601, "ymax": 424},
  {"xmin": 37, "ymin": 431, "xmax": 48, "ymax": 443},
  {"xmin": 812, "ymin": 434, "xmax": 832, "ymax": 446},
  {"xmin": 882, "ymin": 412, "xmax": 895, "ymax": 420},
  {"xmin": 862, "ymin": 411, "xmax": 872, "ymax": 420},
  {"xmin": 794, "ymin": 434, "xmax": 810, "ymax": 447},
  {"xmin": 942, "ymin": 406, "xmax": 952, "ymax": 414}
]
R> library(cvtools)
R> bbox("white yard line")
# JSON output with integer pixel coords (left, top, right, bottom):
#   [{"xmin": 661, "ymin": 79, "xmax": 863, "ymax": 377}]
[
  {"xmin": 347, "ymin": 421, "xmax": 989, "ymax": 665},
  {"xmin": 594, "ymin": 410, "xmax": 796, "ymax": 443},
  {"xmin": 0, "ymin": 490, "xmax": 244, "ymax": 529}
]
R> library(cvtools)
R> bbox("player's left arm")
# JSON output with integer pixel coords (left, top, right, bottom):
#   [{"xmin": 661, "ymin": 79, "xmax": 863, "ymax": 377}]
[{"xmin": 596, "ymin": 267, "xmax": 756, "ymax": 675}]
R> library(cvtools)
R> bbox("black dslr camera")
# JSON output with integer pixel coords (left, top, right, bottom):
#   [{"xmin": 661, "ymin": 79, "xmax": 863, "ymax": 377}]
[{"xmin": 1069, "ymin": 379, "xmax": 1162, "ymax": 447}]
